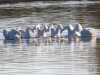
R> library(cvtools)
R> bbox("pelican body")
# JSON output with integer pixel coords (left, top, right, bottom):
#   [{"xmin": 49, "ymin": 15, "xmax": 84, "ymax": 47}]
[
  {"xmin": 3, "ymin": 28, "xmax": 21, "ymax": 40},
  {"xmin": 80, "ymin": 28, "xmax": 96, "ymax": 37}
]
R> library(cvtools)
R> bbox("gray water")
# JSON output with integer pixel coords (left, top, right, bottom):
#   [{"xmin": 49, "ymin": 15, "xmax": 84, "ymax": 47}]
[{"xmin": 0, "ymin": 1, "xmax": 100, "ymax": 75}]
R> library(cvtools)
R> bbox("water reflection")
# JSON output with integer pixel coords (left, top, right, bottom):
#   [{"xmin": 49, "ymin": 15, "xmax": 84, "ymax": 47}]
[
  {"xmin": 81, "ymin": 36, "xmax": 96, "ymax": 43},
  {"xmin": 3, "ymin": 38, "xmax": 21, "ymax": 44},
  {"xmin": 3, "ymin": 36, "xmax": 97, "ymax": 48},
  {"xmin": 80, "ymin": 36, "xmax": 96, "ymax": 48},
  {"xmin": 1, "ymin": 36, "xmax": 98, "ymax": 75}
]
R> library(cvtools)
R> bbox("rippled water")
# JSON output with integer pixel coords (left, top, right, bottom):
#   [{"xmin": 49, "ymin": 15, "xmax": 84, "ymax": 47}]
[{"xmin": 0, "ymin": 1, "xmax": 100, "ymax": 75}]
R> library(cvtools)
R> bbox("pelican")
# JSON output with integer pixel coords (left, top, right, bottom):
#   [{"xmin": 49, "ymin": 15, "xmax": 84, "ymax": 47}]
[
  {"xmin": 35, "ymin": 25, "xmax": 46, "ymax": 38},
  {"xmin": 16, "ymin": 26, "xmax": 34, "ymax": 39},
  {"xmin": 61, "ymin": 24, "xmax": 81, "ymax": 37},
  {"xmin": 44, "ymin": 24, "xmax": 54, "ymax": 37},
  {"xmin": 3, "ymin": 28, "xmax": 21, "ymax": 40},
  {"xmin": 57, "ymin": 24, "xmax": 69, "ymax": 37},
  {"xmin": 72, "ymin": 23, "xmax": 96, "ymax": 37},
  {"xmin": 48, "ymin": 24, "xmax": 61, "ymax": 37},
  {"xmin": 80, "ymin": 28, "xmax": 96, "ymax": 37}
]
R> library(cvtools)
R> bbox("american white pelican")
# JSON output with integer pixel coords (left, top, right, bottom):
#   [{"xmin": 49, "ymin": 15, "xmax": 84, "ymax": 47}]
[
  {"xmin": 3, "ymin": 28, "xmax": 21, "ymax": 40},
  {"xmin": 50, "ymin": 27, "xmax": 60, "ymax": 37},
  {"xmin": 80, "ymin": 28, "xmax": 96, "ymax": 37},
  {"xmin": 71, "ymin": 23, "xmax": 96, "ymax": 37},
  {"xmin": 44, "ymin": 24, "xmax": 54, "ymax": 37},
  {"xmin": 35, "ymin": 25, "xmax": 46, "ymax": 38},
  {"xmin": 74, "ymin": 24, "xmax": 96, "ymax": 37},
  {"xmin": 61, "ymin": 24, "xmax": 81, "ymax": 37},
  {"xmin": 57, "ymin": 24, "xmax": 69, "ymax": 37},
  {"xmin": 16, "ymin": 26, "xmax": 34, "ymax": 39},
  {"xmin": 49, "ymin": 24, "xmax": 62, "ymax": 37}
]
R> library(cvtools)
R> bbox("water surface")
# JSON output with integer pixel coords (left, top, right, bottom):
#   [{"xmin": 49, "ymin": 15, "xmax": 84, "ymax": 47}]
[{"xmin": 0, "ymin": 1, "xmax": 100, "ymax": 75}]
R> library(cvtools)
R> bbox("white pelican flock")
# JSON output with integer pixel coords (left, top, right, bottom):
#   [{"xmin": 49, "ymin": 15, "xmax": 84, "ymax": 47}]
[{"xmin": 3, "ymin": 23, "xmax": 96, "ymax": 40}]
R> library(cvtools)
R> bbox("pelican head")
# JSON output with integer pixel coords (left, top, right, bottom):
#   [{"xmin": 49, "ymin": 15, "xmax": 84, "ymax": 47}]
[
  {"xmin": 33, "ymin": 24, "xmax": 40, "ymax": 31},
  {"xmin": 47, "ymin": 24, "xmax": 54, "ymax": 32},
  {"xmin": 49, "ymin": 24, "xmax": 54, "ymax": 28},
  {"xmin": 27, "ymin": 26, "xmax": 34, "ymax": 33},
  {"xmin": 36, "ymin": 24, "xmax": 40, "ymax": 28},
  {"xmin": 67, "ymin": 25, "xmax": 74, "ymax": 30},
  {"xmin": 43, "ymin": 25, "xmax": 49, "ymax": 32},
  {"xmin": 57, "ymin": 24, "xmax": 63, "ymax": 31},
  {"xmin": 16, "ymin": 27, "xmax": 21, "ymax": 31},
  {"xmin": 74, "ymin": 23, "xmax": 82, "ymax": 32}
]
